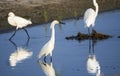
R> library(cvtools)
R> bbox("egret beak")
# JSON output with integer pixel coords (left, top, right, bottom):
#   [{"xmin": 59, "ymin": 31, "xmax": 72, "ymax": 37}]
[
  {"xmin": 58, "ymin": 21, "xmax": 65, "ymax": 30},
  {"xmin": 59, "ymin": 21, "xmax": 65, "ymax": 25}
]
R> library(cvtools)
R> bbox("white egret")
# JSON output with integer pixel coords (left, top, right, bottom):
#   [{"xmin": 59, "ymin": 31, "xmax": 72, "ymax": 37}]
[
  {"xmin": 38, "ymin": 20, "xmax": 62, "ymax": 61},
  {"xmin": 8, "ymin": 12, "xmax": 32, "ymax": 40},
  {"xmin": 84, "ymin": 0, "xmax": 99, "ymax": 35},
  {"xmin": 39, "ymin": 61, "xmax": 56, "ymax": 76}
]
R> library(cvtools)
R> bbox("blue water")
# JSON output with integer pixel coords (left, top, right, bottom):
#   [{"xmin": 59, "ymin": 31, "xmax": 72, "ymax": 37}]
[{"xmin": 0, "ymin": 10, "xmax": 120, "ymax": 76}]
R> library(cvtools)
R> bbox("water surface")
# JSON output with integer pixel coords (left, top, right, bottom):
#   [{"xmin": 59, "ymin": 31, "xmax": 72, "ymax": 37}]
[{"xmin": 0, "ymin": 10, "xmax": 120, "ymax": 76}]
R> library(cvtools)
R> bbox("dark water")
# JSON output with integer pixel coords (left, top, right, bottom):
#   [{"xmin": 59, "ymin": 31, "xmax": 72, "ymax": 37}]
[{"xmin": 0, "ymin": 10, "xmax": 120, "ymax": 76}]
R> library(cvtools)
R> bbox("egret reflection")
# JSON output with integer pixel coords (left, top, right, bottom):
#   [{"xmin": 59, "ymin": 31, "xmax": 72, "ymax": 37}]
[
  {"xmin": 87, "ymin": 39, "xmax": 101, "ymax": 76},
  {"xmin": 9, "ymin": 40, "xmax": 32, "ymax": 67},
  {"xmin": 38, "ymin": 60, "xmax": 56, "ymax": 76}
]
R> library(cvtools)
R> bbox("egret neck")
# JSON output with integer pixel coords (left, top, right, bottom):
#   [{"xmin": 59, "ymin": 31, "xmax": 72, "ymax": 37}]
[
  {"xmin": 93, "ymin": 0, "xmax": 99, "ymax": 17},
  {"xmin": 50, "ymin": 24, "xmax": 55, "ymax": 46}
]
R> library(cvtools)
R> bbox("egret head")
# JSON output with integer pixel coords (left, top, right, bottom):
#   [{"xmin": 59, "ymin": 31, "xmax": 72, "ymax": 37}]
[
  {"xmin": 8, "ymin": 12, "xmax": 15, "ymax": 17},
  {"xmin": 28, "ymin": 19, "xmax": 32, "ymax": 25},
  {"xmin": 52, "ymin": 20, "xmax": 59, "ymax": 25},
  {"xmin": 93, "ymin": 0, "xmax": 98, "ymax": 7},
  {"xmin": 50, "ymin": 20, "xmax": 59, "ymax": 29}
]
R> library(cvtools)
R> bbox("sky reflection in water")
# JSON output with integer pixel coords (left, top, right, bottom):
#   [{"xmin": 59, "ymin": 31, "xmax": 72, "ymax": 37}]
[{"xmin": 0, "ymin": 10, "xmax": 120, "ymax": 76}]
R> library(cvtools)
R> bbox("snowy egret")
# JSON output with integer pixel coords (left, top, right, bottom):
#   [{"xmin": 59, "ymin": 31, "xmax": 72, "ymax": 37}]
[
  {"xmin": 84, "ymin": 0, "xmax": 99, "ymax": 36},
  {"xmin": 8, "ymin": 12, "xmax": 32, "ymax": 40},
  {"xmin": 38, "ymin": 20, "xmax": 64, "ymax": 61},
  {"xmin": 39, "ymin": 60, "xmax": 56, "ymax": 76}
]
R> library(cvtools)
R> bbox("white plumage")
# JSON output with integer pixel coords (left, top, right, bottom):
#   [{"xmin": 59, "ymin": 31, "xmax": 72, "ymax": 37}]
[
  {"xmin": 38, "ymin": 20, "xmax": 59, "ymax": 61},
  {"xmin": 8, "ymin": 12, "xmax": 32, "ymax": 40},
  {"xmin": 38, "ymin": 41, "xmax": 54, "ymax": 58},
  {"xmin": 84, "ymin": 8, "xmax": 96, "ymax": 28},
  {"xmin": 84, "ymin": 0, "xmax": 99, "ymax": 35},
  {"xmin": 39, "ymin": 61, "xmax": 56, "ymax": 76},
  {"xmin": 8, "ymin": 12, "xmax": 32, "ymax": 29},
  {"xmin": 9, "ymin": 47, "xmax": 33, "ymax": 67},
  {"xmin": 87, "ymin": 55, "xmax": 101, "ymax": 76}
]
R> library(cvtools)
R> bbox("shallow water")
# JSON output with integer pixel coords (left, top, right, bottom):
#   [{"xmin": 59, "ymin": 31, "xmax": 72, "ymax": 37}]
[{"xmin": 0, "ymin": 10, "xmax": 120, "ymax": 76}]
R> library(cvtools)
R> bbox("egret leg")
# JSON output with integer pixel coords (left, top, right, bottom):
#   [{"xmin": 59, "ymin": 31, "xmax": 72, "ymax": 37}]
[
  {"xmin": 9, "ymin": 39, "xmax": 17, "ymax": 49},
  {"xmin": 89, "ymin": 38, "xmax": 91, "ymax": 53},
  {"xmin": 92, "ymin": 27, "xmax": 94, "ymax": 32},
  {"xmin": 92, "ymin": 39, "xmax": 95, "ymax": 54},
  {"xmin": 23, "ymin": 28, "xmax": 30, "ymax": 39},
  {"xmin": 26, "ymin": 38, "xmax": 30, "ymax": 46},
  {"xmin": 50, "ymin": 56, "xmax": 52, "ymax": 62},
  {"xmin": 9, "ymin": 30, "xmax": 17, "ymax": 40},
  {"xmin": 88, "ymin": 28, "xmax": 91, "ymax": 37}
]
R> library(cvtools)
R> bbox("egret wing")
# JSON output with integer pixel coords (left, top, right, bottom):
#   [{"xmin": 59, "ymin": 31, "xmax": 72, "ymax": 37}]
[
  {"xmin": 84, "ymin": 8, "xmax": 96, "ymax": 27},
  {"xmin": 38, "ymin": 41, "xmax": 51, "ymax": 58},
  {"xmin": 14, "ymin": 16, "xmax": 30, "ymax": 28}
]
